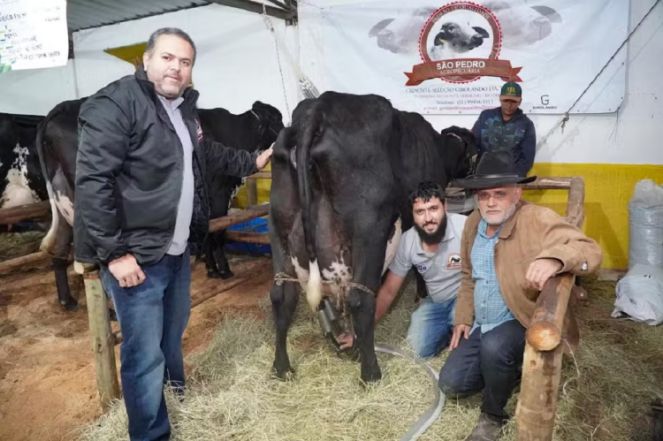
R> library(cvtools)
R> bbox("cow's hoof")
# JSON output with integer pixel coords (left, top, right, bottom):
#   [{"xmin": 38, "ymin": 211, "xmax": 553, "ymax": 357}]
[
  {"xmin": 60, "ymin": 298, "xmax": 78, "ymax": 311},
  {"xmin": 272, "ymin": 364, "xmax": 295, "ymax": 381},
  {"xmin": 360, "ymin": 367, "xmax": 382, "ymax": 384},
  {"xmin": 207, "ymin": 269, "xmax": 234, "ymax": 279}
]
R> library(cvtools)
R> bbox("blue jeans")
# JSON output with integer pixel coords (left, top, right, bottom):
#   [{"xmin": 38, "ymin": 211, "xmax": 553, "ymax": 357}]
[
  {"xmin": 437, "ymin": 319, "xmax": 526, "ymax": 420},
  {"xmin": 101, "ymin": 250, "xmax": 191, "ymax": 441},
  {"xmin": 406, "ymin": 296, "xmax": 455, "ymax": 358}
]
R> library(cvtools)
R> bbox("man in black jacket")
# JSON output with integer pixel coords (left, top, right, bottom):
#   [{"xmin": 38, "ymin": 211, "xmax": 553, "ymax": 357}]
[{"xmin": 74, "ymin": 28, "xmax": 273, "ymax": 441}]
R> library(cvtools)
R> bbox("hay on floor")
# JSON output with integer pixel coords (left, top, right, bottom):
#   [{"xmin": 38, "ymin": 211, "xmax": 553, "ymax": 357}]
[{"xmin": 78, "ymin": 278, "xmax": 663, "ymax": 441}]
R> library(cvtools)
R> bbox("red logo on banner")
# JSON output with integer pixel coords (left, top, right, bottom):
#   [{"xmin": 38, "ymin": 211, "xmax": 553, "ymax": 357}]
[{"xmin": 405, "ymin": 1, "xmax": 522, "ymax": 85}]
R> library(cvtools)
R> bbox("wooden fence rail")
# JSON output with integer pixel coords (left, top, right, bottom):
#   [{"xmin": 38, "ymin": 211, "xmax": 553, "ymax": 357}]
[{"xmin": 0, "ymin": 201, "xmax": 50, "ymax": 225}]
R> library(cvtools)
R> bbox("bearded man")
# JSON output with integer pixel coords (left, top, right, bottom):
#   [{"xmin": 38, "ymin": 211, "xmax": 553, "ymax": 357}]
[
  {"xmin": 339, "ymin": 181, "xmax": 467, "ymax": 357},
  {"xmin": 438, "ymin": 151, "xmax": 602, "ymax": 441}
]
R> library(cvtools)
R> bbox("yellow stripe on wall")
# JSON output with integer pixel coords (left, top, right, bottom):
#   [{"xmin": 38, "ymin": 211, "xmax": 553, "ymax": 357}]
[
  {"xmin": 525, "ymin": 163, "xmax": 663, "ymax": 270},
  {"xmin": 234, "ymin": 162, "xmax": 663, "ymax": 270}
]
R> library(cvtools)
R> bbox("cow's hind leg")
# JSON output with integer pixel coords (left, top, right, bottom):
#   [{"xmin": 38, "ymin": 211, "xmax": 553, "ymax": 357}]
[
  {"xmin": 347, "ymin": 287, "xmax": 382, "ymax": 383},
  {"xmin": 270, "ymin": 281, "xmax": 298, "ymax": 379},
  {"xmin": 41, "ymin": 184, "xmax": 77, "ymax": 310}
]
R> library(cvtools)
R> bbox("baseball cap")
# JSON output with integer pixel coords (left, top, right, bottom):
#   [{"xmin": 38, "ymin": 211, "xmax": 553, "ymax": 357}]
[{"xmin": 500, "ymin": 81, "xmax": 522, "ymax": 97}]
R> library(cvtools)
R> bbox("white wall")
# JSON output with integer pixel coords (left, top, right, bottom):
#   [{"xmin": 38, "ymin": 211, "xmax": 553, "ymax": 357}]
[{"xmin": 0, "ymin": 62, "xmax": 76, "ymax": 115}]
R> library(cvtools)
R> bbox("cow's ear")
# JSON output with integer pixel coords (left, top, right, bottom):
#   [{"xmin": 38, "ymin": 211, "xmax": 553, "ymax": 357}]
[{"xmin": 473, "ymin": 26, "xmax": 490, "ymax": 38}]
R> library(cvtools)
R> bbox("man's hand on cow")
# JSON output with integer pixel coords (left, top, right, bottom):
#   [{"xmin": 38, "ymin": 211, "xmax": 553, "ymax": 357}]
[
  {"xmin": 525, "ymin": 258, "xmax": 563, "ymax": 291},
  {"xmin": 256, "ymin": 145, "xmax": 274, "ymax": 170},
  {"xmin": 449, "ymin": 324, "xmax": 471, "ymax": 351},
  {"xmin": 108, "ymin": 254, "xmax": 146, "ymax": 288}
]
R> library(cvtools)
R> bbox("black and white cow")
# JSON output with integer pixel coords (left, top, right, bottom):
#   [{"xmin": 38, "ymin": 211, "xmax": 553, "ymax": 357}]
[
  {"xmin": 0, "ymin": 113, "xmax": 47, "ymax": 217},
  {"xmin": 269, "ymin": 92, "xmax": 476, "ymax": 382},
  {"xmin": 199, "ymin": 102, "xmax": 283, "ymax": 279},
  {"xmin": 38, "ymin": 98, "xmax": 283, "ymax": 310}
]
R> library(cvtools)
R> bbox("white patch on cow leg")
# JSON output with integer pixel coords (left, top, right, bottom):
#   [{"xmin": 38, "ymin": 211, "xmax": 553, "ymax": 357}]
[
  {"xmin": 54, "ymin": 190, "xmax": 74, "ymax": 226},
  {"xmin": 382, "ymin": 217, "xmax": 402, "ymax": 275},
  {"xmin": 306, "ymin": 259, "xmax": 323, "ymax": 311},
  {"xmin": 290, "ymin": 256, "xmax": 309, "ymax": 290},
  {"xmin": 40, "ymin": 181, "xmax": 59, "ymax": 254}
]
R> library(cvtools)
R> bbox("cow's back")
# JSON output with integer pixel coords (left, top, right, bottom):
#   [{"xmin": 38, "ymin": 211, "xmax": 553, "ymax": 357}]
[{"xmin": 38, "ymin": 98, "xmax": 85, "ymax": 186}]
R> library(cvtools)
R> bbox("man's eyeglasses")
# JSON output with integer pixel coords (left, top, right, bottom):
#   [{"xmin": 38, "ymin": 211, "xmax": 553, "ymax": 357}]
[{"xmin": 475, "ymin": 190, "xmax": 510, "ymax": 202}]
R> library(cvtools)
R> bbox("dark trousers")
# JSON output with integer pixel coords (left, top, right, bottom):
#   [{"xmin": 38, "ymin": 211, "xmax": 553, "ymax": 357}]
[
  {"xmin": 101, "ymin": 250, "xmax": 191, "ymax": 441},
  {"xmin": 438, "ymin": 319, "xmax": 526, "ymax": 420}
]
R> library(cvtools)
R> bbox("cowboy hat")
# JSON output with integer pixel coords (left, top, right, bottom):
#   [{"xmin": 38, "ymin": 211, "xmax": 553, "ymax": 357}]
[{"xmin": 452, "ymin": 151, "xmax": 536, "ymax": 189}]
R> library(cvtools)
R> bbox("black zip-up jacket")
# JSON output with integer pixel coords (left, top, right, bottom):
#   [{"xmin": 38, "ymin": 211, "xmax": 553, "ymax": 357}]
[{"xmin": 73, "ymin": 70, "xmax": 258, "ymax": 265}]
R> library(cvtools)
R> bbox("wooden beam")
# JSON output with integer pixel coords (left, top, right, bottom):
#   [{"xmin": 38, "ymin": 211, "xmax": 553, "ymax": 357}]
[
  {"xmin": 208, "ymin": 0, "xmax": 296, "ymax": 21},
  {"xmin": 248, "ymin": 171, "xmax": 272, "ymax": 179},
  {"xmin": 0, "ymin": 201, "xmax": 50, "ymax": 225},
  {"xmin": 226, "ymin": 230, "xmax": 270, "ymax": 244},
  {"xmin": 208, "ymin": 204, "xmax": 269, "ymax": 233},
  {"xmin": 0, "ymin": 251, "xmax": 50, "ymax": 274}
]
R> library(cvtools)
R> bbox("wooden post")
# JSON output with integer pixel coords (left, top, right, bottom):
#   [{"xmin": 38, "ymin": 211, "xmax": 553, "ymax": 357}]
[
  {"xmin": 246, "ymin": 177, "xmax": 258, "ymax": 206},
  {"xmin": 78, "ymin": 264, "xmax": 121, "ymax": 410},
  {"xmin": 516, "ymin": 343, "xmax": 564, "ymax": 441},
  {"xmin": 516, "ymin": 274, "xmax": 575, "ymax": 440},
  {"xmin": 514, "ymin": 177, "xmax": 585, "ymax": 441}
]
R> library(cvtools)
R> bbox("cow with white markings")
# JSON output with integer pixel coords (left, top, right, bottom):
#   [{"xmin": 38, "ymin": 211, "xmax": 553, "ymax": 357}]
[
  {"xmin": 37, "ymin": 98, "xmax": 282, "ymax": 310},
  {"xmin": 269, "ymin": 91, "xmax": 476, "ymax": 382},
  {"xmin": 0, "ymin": 113, "xmax": 47, "ymax": 217}
]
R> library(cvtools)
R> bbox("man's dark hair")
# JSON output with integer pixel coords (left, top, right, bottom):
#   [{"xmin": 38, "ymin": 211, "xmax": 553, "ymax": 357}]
[
  {"xmin": 408, "ymin": 181, "xmax": 446, "ymax": 207},
  {"xmin": 145, "ymin": 27, "xmax": 197, "ymax": 64}
]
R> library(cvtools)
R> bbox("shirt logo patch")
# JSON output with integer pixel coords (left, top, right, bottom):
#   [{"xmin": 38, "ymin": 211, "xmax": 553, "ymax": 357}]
[
  {"xmin": 447, "ymin": 253, "xmax": 462, "ymax": 269},
  {"xmin": 415, "ymin": 263, "xmax": 429, "ymax": 274}
]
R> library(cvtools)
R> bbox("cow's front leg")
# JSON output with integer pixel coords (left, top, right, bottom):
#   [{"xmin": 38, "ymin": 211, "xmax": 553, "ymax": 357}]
[
  {"xmin": 271, "ymin": 281, "xmax": 298, "ymax": 379},
  {"xmin": 347, "ymin": 288, "xmax": 381, "ymax": 383}
]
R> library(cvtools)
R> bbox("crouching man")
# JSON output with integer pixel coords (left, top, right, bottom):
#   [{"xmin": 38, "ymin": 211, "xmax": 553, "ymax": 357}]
[{"xmin": 438, "ymin": 152, "xmax": 602, "ymax": 441}]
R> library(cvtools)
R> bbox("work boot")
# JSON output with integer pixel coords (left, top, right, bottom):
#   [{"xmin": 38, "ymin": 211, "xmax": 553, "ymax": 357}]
[{"xmin": 465, "ymin": 413, "xmax": 505, "ymax": 441}]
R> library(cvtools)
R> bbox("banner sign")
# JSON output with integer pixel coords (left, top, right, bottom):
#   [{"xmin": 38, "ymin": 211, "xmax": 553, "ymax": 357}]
[
  {"xmin": 299, "ymin": 0, "xmax": 629, "ymax": 114},
  {"xmin": 0, "ymin": 0, "xmax": 68, "ymax": 72}
]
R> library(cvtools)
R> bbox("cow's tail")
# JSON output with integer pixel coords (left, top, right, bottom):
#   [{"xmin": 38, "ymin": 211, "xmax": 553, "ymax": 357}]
[{"xmin": 296, "ymin": 105, "xmax": 323, "ymax": 311}]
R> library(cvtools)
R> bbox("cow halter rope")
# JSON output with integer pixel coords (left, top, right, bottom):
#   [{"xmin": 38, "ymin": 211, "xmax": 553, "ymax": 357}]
[{"xmin": 273, "ymin": 272, "xmax": 445, "ymax": 441}]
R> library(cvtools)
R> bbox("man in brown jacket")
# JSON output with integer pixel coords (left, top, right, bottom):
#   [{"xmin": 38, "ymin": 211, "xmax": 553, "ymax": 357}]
[{"xmin": 438, "ymin": 152, "xmax": 602, "ymax": 441}]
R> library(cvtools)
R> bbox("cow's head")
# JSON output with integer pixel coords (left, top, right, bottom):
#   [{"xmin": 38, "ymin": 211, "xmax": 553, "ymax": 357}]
[
  {"xmin": 440, "ymin": 126, "xmax": 478, "ymax": 180},
  {"xmin": 433, "ymin": 22, "xmax": 489, "ymax": 53},
  {"xmin": 251, "ymin": 101, "xmax": 284, "ymax": 148}
]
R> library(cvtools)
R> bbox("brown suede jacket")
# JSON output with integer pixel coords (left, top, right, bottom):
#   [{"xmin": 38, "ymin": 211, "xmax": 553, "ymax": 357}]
[{"xmin": 454, "ymin": 201, "xmax": 603, "ymax": 329}]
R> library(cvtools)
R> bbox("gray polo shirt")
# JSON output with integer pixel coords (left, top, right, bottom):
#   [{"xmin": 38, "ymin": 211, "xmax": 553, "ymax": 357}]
[
  {"xmin": 389, "ymin": 213, "xmax": 466, "ymax": 303},
  {"xmin": 158, "ymin": 95, "xmax": 194, "ymax": 256}
]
